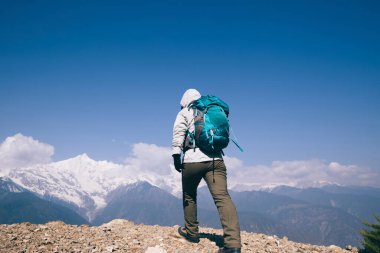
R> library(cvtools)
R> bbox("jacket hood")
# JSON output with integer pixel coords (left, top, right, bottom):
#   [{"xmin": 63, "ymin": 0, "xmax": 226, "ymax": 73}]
[{"xmin": 180, "ymin": 89, "xmax": 201, "ymax": 108}]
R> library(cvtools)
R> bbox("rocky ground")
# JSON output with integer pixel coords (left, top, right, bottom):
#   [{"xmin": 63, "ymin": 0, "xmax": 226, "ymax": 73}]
[{"xmin": 0, "ymin": 219, "xmax": 359, "ymax": 253}]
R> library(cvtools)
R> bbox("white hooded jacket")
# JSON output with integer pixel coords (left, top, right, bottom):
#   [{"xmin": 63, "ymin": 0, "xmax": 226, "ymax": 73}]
[{"xmin": 172, "ymin": 89, "xmax": 222, "ymax": 163}]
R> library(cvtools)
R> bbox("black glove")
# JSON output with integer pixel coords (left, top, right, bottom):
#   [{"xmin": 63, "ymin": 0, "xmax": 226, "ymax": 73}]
[{"xmin": 172, "ymin": 154, "xmax": 183, "ymax": 173}]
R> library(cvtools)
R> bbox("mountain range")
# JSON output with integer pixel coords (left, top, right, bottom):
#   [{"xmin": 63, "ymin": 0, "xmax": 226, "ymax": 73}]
[
  {"xmin": 1, "ymin": 154, "xmax": 379, "ymax": 247},
  {"xmin": 0, "ymin": 177, "xmax": 87, "ymax": 225}
]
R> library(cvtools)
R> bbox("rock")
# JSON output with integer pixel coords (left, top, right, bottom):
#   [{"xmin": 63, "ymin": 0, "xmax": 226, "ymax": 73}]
[
  {"xmin": 145, "ymin": 245, "xmax": 167, "ymax": 253},
  {"xmin": 345, "ymin": 245, "xmax": 359, "ymax": 253},
  {"xmin": 106, "ymin": 246, "xmax": 115, "ymax": 252},
  {"xmin": 102, "ymin": 227, "xmax": 112, "ymax": 232}
]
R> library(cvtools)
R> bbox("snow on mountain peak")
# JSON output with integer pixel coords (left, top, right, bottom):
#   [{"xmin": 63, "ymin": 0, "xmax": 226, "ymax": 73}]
[
  {"xmin": 77, "ymin": 153, "xmax": 91, "ymax": 160},
  {"xmin": 0, "ymin": 176, "xmax": 26, "ymax": 193},
  {"xmin": 4, "ymin": 153, "xmax": 182, "ymax": 221},
  {"xmin": 59, "ymin": 153, "xmax": 96, "ymax": 167},
  {"xmin": 7, "ymin": 155, "xmax": 139, "ymax": 220}
]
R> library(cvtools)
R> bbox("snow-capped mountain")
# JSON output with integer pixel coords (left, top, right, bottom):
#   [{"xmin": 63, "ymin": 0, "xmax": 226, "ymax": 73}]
[
  {"xmin": 0, "ymin": 176, "xmax": 27, "ymax": 193},
  {"xmin": 2, "ymin": 152, "xmax": 351, "ymax": 224},
  {"xmin": 5, "ymin": 154, "xmax": 181, "ymax": 221},
  {"xmin": 2, "ymin": 152, "xmax": 345, "ymax": 222}
]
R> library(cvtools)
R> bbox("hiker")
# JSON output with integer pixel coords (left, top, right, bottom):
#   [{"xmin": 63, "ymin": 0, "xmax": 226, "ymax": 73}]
[{"xmin": 172, "ymin": 89, "xmax": 242, "ymax": 253}]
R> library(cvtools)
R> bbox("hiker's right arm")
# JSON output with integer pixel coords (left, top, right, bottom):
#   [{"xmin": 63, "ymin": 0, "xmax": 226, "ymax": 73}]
[{"xmin": 172, "ymin": 110, "xmax": 188, "ymax": 155}]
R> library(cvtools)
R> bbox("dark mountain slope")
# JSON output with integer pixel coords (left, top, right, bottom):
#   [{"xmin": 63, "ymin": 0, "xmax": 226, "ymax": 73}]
[{"xmin": 0, "ymin": 184, "xmax": 88, "ymax": 225}]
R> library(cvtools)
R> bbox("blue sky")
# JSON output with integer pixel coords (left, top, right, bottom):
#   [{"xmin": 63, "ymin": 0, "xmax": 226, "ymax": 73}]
[{"xmin": 1, "ymin": 1, "xmax": 379, "ymax": 174}]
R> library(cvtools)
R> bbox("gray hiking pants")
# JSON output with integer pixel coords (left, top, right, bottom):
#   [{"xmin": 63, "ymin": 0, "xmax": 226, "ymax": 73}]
[{"xmin": 182, "ymin": 160, "xmax": 242, "ymax": 249}]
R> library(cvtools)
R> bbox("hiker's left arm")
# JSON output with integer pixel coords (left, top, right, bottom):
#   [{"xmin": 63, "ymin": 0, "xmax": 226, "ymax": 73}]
[{"xmin": 172, "ymin": 110, "xmax": 188, "ymax": 155}]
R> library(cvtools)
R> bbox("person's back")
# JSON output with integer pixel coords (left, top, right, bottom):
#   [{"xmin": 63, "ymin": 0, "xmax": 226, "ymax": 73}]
[
  {"xmin": 172, "ymin": 89, "xmax": 223, "ymax": 163},
  {"xmin": 172, "ymin": 88, "xmax": 242, "ymax": 253}
]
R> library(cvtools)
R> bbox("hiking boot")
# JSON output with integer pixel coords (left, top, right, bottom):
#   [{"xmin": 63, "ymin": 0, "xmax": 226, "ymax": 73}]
[
  {"xmin": 218, "ymin": 247, "xmax": 241, "ymax": 253},
  {"xmin": 177, "ymin": 226, "xmax": 200, "ymax": 243}
]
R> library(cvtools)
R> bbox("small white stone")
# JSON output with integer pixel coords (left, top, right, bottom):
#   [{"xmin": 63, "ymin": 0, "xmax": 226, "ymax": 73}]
[
  {"xmin": 145, "ymin": 245, "xmax": 167, "ymax": 253},
  {"xmin": 106, "ymin": 246, "xmax": 115, "ymax": 252}
]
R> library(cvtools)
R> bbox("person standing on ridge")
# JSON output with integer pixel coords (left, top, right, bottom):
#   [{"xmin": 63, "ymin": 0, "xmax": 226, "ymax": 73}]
[{"xmin": 172, "ymin": 88, "xmax": 242, "ymax": 253}]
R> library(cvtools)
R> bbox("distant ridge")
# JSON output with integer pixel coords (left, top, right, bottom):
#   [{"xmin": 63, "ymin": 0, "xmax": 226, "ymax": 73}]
[{"xmin": 0, "ymin": 177, "xmax": 88, "ymax": 225}]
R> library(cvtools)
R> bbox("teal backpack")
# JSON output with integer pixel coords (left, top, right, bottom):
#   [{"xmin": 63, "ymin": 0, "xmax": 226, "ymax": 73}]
[{"xmin": 185, "ymin": 95, "xmax": 243, "ymax": 155}]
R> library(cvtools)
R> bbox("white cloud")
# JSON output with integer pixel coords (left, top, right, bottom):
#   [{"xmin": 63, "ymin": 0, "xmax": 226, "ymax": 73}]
[
  {"xmin": 123, "ymin": 143, "xmax": 182, "ymax": 195},
  {"xmin": 0, "ymin": 133, "xmax": 54, "ymax": 172},
  {"xmin": 225, "ymin": 158, "xmax": 380, "ymax": 189},
  {"xmin": 122, "ymin": 143, "xmax": 380, "ymax": 191},
  {"xmin": 124, "ymin": 143, "xmax": 172, "ymax": 175}
]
